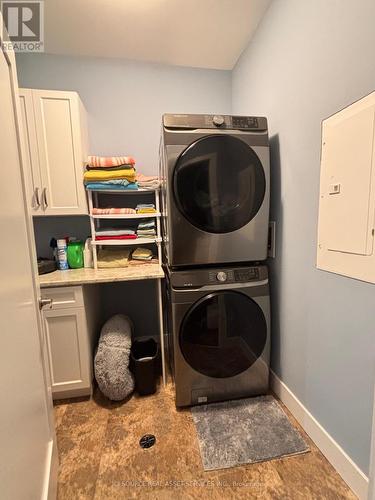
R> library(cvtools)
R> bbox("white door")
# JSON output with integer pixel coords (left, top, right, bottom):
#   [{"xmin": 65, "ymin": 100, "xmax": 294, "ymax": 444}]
[
  {"xmin": 0, "ymin": 21, "xmax": 57, "ymax": 500},
  {"xmin": 32, "ymin": 89, "xmax": 87, "ymax": 215}
]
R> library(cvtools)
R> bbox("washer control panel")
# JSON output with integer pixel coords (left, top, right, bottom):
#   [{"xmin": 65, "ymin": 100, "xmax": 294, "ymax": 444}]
[
  {"xmin": 169, "ymin": 265, "xmax": 266, "ymax": 289},
  {"xmin": 208, "ymin": 267, "xmax": 259, "ymax": 284}
]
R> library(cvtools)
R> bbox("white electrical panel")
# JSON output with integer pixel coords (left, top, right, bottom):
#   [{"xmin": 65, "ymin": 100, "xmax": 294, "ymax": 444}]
[{"xmin": 317, "ymin": 91, "xmax": 375, "ymax": 283}]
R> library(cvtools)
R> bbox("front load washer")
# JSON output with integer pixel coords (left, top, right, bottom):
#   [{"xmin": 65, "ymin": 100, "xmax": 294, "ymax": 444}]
[
  {"xmin": 165, "ymin": 264, "xmax": 270, "ymax": 407},
  {"xmin": 159, "ymin": 114, "xmax": 270, "ymax": 268}
]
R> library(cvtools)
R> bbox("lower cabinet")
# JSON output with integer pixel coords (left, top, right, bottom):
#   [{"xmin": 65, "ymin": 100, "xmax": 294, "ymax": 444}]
[{"xmin": 41, "ymin": 285, "xmax": 100, "ymax": 399}]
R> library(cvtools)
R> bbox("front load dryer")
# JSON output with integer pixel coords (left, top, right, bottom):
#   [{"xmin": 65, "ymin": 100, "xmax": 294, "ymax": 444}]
[
  {"xmin": 159, "ymin": 114, "xmax": 270, "ymax": 268},
  {"xmin": 165, "ymin": 264, "xmax": 270, "ymax": 407}
]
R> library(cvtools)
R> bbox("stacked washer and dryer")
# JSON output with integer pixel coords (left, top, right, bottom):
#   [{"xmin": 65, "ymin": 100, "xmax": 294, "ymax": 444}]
[{"xmin": 159, "ymin": 114, "xmax": 270, "ymax": 407}]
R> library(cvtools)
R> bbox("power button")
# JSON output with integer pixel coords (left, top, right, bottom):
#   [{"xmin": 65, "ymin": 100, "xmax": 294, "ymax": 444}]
[{"xmin": 216, "ymin": 271, "xmax": 227, "ymax": 282}]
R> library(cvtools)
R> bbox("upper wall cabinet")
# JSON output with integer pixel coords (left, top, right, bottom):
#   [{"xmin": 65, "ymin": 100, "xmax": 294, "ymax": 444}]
[
  {"xmin": 19, "ymin": 89, "xmax": 88, "ymax": 215},
  {"xmin": 317, "ymin": 91, "xmax": 375, "ymax": 283}
]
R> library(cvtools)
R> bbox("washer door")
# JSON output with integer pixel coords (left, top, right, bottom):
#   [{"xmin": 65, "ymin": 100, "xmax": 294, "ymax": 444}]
[
  {"xmin": 179, "ymin": 291, "xmax": 267, "ymax": 378},
  {"xmin": 173, "ymin": 135, "xmax": 266, "ymax": 234}
]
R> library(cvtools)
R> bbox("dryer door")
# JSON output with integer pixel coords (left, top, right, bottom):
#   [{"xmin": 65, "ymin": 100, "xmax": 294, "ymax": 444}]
[
  {"xmin": 173, "ymin": 135, "xmax": 266, "ymax": 233},
  {"xmin": 179, "ymin": 291, "xmax": 267, "ymax": 378}
]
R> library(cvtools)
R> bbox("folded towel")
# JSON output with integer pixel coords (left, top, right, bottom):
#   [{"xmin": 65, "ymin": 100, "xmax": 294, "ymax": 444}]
[
  {"xmin": 88, "ymin": 156, "xmax": 136, "ymax": 167},
  {"xmin": 136, "ymin": 174, "xmax": 158, "ymax": 182},
  {"xmin": 136, "ymin": 203, "xmax": 156, "ymax": 214},
  {"xmin": 137, "ymin": 221, "xmax": 156, "ymax": 229},
  {"xmin": 96, "ymin": 235, "xmax": 137, "ymax": 241},
  {"xmin": 96, "ymin": 228, "xmax": 135, "ymax": 236},
  {"xmin": 137, "ymin": 227, "xmax": 156, "ymax": 232},
  {"xmin": 136, "ymin": 174, "xmax": 160, "ymax": 189},
  {"xmin": 136, "ymin": 204, "xmax": 155, "ymax": 209},
  {"xmin": 88, "ymin": 179, "xmax": 131, "ymax": 186},
  {"xmin": 132, "ymin": 247, "xmax": 153, "ymax": 260},
  {"xmin": 92, "ymin": 207, "xmax": 136, "ymax": 215},
  {"xmin": 136, "ymin": 208, "xmax": 157, "ymax": 214},
  {"xmin": 85, "ymin": 182, "xmax": 139, "ymax": 191},
  {"xmin": 97, "ymin": 249, "xmax": 130, "ymax": 268},
  {"xmin": 137, "ymin": 231, "xmax": 156, "ymax": 238},
  {"xmin": 84, "ymin": 168, "xmax": 136, "ymax": 183},
  {"xmin": 86, "ymin": 164, "xmax": 134, "ymax": 171}
]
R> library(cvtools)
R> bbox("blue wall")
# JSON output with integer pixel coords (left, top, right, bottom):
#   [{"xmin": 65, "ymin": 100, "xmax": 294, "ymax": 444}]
[
  {"xmin": 16, "ymin": 53, "xmax": 231, "ymax": 175},
  {"xmin": 232, "ymin": 0, "xmax": 375, "ymax": 474}
]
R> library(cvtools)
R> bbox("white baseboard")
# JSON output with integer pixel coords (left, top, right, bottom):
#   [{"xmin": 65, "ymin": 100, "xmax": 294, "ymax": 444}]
[{"xmin": 270, "ymin": 370, "xmax": 369, "ymax": 500}]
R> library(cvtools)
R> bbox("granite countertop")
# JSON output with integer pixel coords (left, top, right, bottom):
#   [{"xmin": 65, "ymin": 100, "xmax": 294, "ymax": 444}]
[{"xmin": 39, "ymin": 262, "xmax": 164, "ymax": 288}]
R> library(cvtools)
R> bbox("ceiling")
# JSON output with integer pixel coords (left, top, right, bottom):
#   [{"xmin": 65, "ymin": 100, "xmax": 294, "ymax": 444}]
[{"xmin": 44, "ymin": 0, "xmax": 271, "ymax": 70}]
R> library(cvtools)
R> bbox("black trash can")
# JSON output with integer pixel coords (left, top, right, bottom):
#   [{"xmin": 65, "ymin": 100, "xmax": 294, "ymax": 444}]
[{"xmin": 130, "ymin": 338, "xmax": 159, "ymax": 395}]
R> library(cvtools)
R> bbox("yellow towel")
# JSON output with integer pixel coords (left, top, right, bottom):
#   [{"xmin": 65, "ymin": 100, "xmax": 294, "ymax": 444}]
[
  {"xmin": 84, "ymin": 168, "xmax": 136, "ymax": 182},
  {"xmin": 97, "ymin": 249, "xmax": 130, "ymax": 268},
  {"xmin": 136, "ymin": 208, "xmax": 157, "ymax": 214},
  {"xmin": 132, "ymin": 247, "xmax": 153, "ymax": 260}
]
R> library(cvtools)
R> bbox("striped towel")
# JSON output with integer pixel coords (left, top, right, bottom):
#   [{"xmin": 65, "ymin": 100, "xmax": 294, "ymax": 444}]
[
  {"xmin": 96, "ymin": 235, "xmax": 137, "ymax": 241},
  {"xmin": 91, "ymin": 208, "xmax": 136, "ymax": 215},
  {"xmin": 87, "ymin": 156, "xmax": 136, "ymax": 167}
]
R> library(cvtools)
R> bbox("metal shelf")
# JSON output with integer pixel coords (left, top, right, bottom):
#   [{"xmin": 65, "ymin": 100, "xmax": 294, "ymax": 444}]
[
  {"xmin": 92, "ymin": 237, "xmax": 162, "ymax": 246},
  {"xmin": 85, "ymin": 183, "xmax": 165, "ymax": 386},
  {"xmin": 86, "ymin": 188, "xmax": 157, "ymax": 194},
  {"xmin": 90, "ymin": 212, "xmax": 160, "ymax": 220},
  {"xmin": 87, "ymin": 187, "xmax": 162, "ymax": 267}
]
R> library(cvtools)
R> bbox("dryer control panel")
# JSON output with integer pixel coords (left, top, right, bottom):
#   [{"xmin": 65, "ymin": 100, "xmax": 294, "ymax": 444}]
[{"xmin": 163, "ymin": 113, "xmax": 268, "ymax": 131}]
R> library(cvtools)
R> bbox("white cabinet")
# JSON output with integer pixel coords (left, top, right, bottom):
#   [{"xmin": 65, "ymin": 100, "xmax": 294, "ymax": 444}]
[
  {"xmin": 317, "ymin": 91, "xmax": 375, "ymax": 283},
  {"xmin": 41, "ymin": 285, "xmax": 100, "ymax": 399},
  {"xmin": 19, "ymin": 88, "xmax": 88, "ymax": 215}
]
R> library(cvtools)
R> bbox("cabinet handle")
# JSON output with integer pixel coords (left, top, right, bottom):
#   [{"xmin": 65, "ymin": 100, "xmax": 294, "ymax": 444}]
[
  {"xmin": 42, "ymin": 187, "xmax": 48, "ymax": 208},
  {"xmin": 39, "ymin": 297, "xmax": 53, "ymax": 310},
  {"xmin": 34, "ymin": 187, "xmax": 40, "ymax": 208}
]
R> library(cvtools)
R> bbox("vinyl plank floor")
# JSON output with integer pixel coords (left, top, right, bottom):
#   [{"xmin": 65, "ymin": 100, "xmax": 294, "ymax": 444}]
[{"xmin": 54, "ymin": 383, "xmax": 357, "ymax": 500}]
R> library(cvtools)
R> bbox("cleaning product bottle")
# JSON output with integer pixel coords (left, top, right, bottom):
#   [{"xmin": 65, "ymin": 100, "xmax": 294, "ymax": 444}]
[
  {"xmin": 57, "ymin": 239, "xmax": 69, "ymax": 270},
  {"xmin": 83, "ymin": 238, "xmax": 93, "ymax": 268},
  {"xmin": 67, "ymin": 240, "xmax": 84, "ymax": 269}
]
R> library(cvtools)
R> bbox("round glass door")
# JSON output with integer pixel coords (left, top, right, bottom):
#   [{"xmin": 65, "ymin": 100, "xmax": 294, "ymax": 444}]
[
  {"xmin": 179, "ymin": 291, "xmax": 267, "ymax": 378},
  {"xmin": 173, "ymin": 135, "xmax": 266, "ymax": 234}
]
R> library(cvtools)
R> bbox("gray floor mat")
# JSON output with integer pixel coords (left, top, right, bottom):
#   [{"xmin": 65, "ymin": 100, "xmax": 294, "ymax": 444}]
[{"xmin": 191, "ymin": 395, "xmax": 309, "ymax": 471}]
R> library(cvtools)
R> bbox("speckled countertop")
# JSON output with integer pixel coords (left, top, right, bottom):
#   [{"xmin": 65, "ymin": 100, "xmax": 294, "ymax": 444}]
[{"xmin": 39, "ymin": 262, "xmax": 164, "ymax": 288}]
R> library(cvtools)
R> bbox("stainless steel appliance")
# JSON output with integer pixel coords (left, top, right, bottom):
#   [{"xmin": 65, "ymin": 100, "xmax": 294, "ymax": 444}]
[
  {"xmin": 159, "ymin": 114, "xmax": 270, "ymax": 267},
  {"xmin": 165, "ymin": 264, "xmax": 270, "ymax": 407}
]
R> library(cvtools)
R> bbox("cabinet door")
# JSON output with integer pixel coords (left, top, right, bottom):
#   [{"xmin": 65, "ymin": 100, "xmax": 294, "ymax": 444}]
[
  {"xmin": 43, "ymin": 307, "xmax": 91, "ymax": 398},
  {"xmin": 32, "ymin": 90, "xmax": 88, "ymax": 215},
  {"xmin": 18, "ymin": 89, "xmax": 42, "ymax": 212}
]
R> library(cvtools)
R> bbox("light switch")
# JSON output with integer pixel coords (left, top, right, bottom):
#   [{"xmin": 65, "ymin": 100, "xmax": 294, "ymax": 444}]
[{"xmin": 329, "ymin": 183, "xmax": 341, "ymax": 195}]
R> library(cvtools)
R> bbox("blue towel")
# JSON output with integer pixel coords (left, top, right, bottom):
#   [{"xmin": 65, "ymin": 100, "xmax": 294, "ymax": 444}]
[{"xmin": 86, "ymin": 182, "xmax": 139, "ymax": 191}]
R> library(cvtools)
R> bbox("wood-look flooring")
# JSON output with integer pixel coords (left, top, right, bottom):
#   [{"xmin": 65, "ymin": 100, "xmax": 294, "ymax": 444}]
[{"xmin": 54, "ymin": 382, "xmax": 356, "ymax": 499}]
